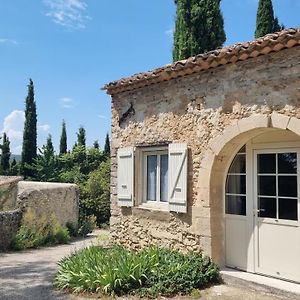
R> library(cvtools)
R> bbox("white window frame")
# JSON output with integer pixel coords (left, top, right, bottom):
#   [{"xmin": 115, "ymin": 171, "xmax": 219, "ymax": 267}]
[{"xmin": 138, "ymin": 147, "xmax": 169, "ymax": 211}]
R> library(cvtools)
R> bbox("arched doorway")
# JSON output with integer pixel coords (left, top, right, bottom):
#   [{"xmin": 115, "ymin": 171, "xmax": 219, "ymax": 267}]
[{"xmin": 201, "ymin": 114, "xmax": 300, "ymax": 283}]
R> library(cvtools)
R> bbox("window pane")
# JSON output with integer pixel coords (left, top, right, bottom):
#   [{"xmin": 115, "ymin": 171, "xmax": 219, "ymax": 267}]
[
  {"xmin": 258, "ymin": 154, "xmax": 276, "ymax": 174},
  {"xmin": 225, "ymin": 195, "xmax": 246, "ymax": 215},
  {"xmin": 278, "ymin": 176, "xmax": 297, "ymax": 197},
  {"xmin": 279, "ymin": 198, "xmax": 298, "ymax": 221},
  {"xmin": 160, "ymin": 154, "xmax": 168, "ymax": 202},
  {"xmin": 258, "ymin": 176, "xmax": 276, "ymax": 196},
  {"xmin": 258, "ymin": 197, "xmax": 276, "ymax": 218},
  {"xmin": 278, "ymin": 153, "xmax": 297, "ymax": 174},
  {"xmin": 226, "ymin": 175, "xmax": 246, "ymax": 194},
  {"xmin": 147, "ymin": 155, "xmax": 157, "ymax": 201},
  {"xmin": 228, "ymin": 154, "xmax": 246, "ymax": 174}
]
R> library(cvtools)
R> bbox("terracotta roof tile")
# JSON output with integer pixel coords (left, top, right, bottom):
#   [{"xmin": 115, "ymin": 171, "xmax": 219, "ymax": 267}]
[{"xmin": 103, "ymin": 28, "xmax": 300, "ymax": 95}]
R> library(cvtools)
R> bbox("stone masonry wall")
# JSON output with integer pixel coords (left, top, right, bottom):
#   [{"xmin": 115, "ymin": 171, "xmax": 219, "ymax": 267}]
[
  {"xmin": 110, "ymin": 46, "xmax": 300, "ymax": 258},
  {"xmin": 0, "ymin": 176, "xmax": 23, "ymax": 211},
  {"xmin": 0, "ymin": 209, "xmax": 22, "ymax": 251},
  {"xmin": 17, "ymin": 181, "xmax": 79, "ymax": 227}
]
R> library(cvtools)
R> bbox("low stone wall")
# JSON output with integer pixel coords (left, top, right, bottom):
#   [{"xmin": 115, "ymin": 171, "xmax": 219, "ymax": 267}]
[
  {"xmin": 17, "ymin": 181, "xmax": 79, "ymax": 227},
  {"xmin": 0, "ymin": 209, "xmax": 22, "ymax": 251},
  {"xmin": 0, "ymin": 176, "xmax": 23, "ymax": 211}
]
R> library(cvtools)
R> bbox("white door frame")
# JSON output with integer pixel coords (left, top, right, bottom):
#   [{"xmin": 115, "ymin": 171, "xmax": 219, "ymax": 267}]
[{"xmin": 225, "ymin": 140, "xmax": 300, "ymax": 281}]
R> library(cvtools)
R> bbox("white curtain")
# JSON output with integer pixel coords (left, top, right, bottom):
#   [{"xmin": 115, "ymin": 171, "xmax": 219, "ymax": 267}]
[
  {"xmin": 147, "ymin": 155, "xmax": 157, "ymax": 201},
  {"xmin": 160, "ymin": 154, "xmax": 168, "ymax": 202}
]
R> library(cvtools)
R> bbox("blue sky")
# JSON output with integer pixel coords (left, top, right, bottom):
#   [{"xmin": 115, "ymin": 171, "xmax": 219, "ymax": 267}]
[{"xmin": 0, "ymin": 0, "xmax": 299, "ymax": 154}]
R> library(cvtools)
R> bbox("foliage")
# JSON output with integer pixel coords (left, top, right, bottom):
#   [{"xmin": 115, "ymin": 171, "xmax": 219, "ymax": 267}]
[
  {"xmin": 59, "ymin": 120, "xmax": 68, "ymax": 155},
  {"xmin": 30, "ymin": 134, "xmax": 59, "ymax": 182},
  {"xmin": 255, "ymin": 0, "xmax": 284, "ymax": 38},
  {"xmin": 0, "ymin": 133, "xmax": 11, "ymax": 174},
  {"xmin": 173, "ymin": 0, "xmax": 226, "ymax": 61},
  {"xmin": 77, "ymin": 126, "xmax": 86, "ymax": 148},
  {"xmin": 80, "ymin": 159, "xmax": 111, "ymax": 226},
  {"xmin": 12, "ymin": 208, "xmax": 70, "ymax": 250},
  {"xmin": 103, "ymin": 133, "xmax": 111, "ymax": 159},
  {"xmin": 138, "ymin": 248, "xmax": 220, "ymax": 297},
  {"xmin": 66, "ymin": 215, "xmax": 97, "ymax": 238},
  {"xmin": 21, "ymin": 79, "xmax": 37, "ymax": 178},
  {"xmin": 55, "ymin": 246, "xmax": 220, "ymax": 297},
  {"xmin": 77, "ymin": 214, "xmax": 97, "ymax": 237}
]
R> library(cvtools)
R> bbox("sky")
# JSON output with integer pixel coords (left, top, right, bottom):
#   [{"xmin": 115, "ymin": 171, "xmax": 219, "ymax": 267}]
[{"xmin": 0, "ymin": 0, "xmax": 299, "ymax": 154}]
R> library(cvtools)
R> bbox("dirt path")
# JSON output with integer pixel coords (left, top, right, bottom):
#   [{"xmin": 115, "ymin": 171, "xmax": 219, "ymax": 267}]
[{"xmin": 0, "ymin": 230, "xmax": 107, "ymax": 300}]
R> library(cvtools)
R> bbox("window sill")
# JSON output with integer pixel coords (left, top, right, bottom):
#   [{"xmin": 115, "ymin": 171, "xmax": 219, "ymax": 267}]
[{"xmin": 137, "ymin": 202, "xmax": 169, "ymax": 212}]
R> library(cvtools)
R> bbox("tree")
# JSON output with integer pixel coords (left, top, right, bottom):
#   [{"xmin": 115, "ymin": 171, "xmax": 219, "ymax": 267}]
[
  {"xmin": 59, "ymin": 120, "xmax": 67, "ymax": 155},
  {"xmin": 10, "ymin": 158, "xmax": 19, "ymax": 176},
  {"xmin": 255, "ymin": 0, "xmax": 284, "ymax": 38},
  {"xmin": 21, "ymin": 79, "xmax": 37, "ymax": 177},
  {"xmin": 103, "ymin": 133, "xmax": 110, "ymax": 159},
  {"xmin": 0, "ymin": 133, "xmax": 11, "ymax": 174},
  {"xmin": 31, "ymin": 135, "xmax": 58, "ymax": 182},
  {"xmin": 77, "ymin": 126, "xmax": 86, "ymax": 148},
  {"xmin": 173, "ymin": 0, "xmax": 226, "ymax": 61},
  {"xmin": 93, "ymin": 140, "xmax": 99, "ymax": 149}
]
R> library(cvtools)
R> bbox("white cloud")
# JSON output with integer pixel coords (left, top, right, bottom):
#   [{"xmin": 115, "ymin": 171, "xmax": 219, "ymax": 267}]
[
  {"xmin": 0, "ymin": 38, "xmax": 18, "ymax": 45},
  {"xmin": 59, "ymin": 97, "xmax": 74, "ymax": 108},
  {"xmin": 97, "ymin": 114, "xmax": 108, "ymax": 120},
  {"xmin": 1, "ymin": 110, "xmax": 25, "ymax": 154},
  {"xmin": 38, "ymin": 124, "xmax": 50, "ymax": 132},
  {"xmin": 43, "ymin": 0, "xmax": 90, "ymax": 29}
]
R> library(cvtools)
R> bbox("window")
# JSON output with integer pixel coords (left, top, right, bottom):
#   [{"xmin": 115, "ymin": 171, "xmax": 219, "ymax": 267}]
[
  {"xmin": 143, "ymin": 150, "xmax": 169, "ymax": 205},
  {"xmin": 117, "ymin": 144, "xmax": 188, "ymax": 213},
  {"xmin": 225, "ymin": 145, "xmax": 246, "ymax": 216}
]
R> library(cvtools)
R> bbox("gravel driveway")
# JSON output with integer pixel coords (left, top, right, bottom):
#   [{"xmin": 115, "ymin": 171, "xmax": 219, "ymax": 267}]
[{"xmin": 0, "ymin": 230, "xmax": 107, "ymax": 300}]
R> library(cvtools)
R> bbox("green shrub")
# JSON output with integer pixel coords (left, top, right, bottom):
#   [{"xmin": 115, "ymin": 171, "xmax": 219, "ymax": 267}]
[
  {"xmin": 77, "ymin": 214, "xmax": 97, "ymax": 237},
  {"xmin": 12, "ymin": 208, "xmax": 70, "ymax": 250},
  {"xmin": 55, "ymin": 246, "xmax": 220, "ymax": 297}
]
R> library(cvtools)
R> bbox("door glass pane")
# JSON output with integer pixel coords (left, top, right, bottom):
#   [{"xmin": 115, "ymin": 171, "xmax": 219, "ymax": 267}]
[
  {"xmin": 258, "ymin": 154, "xmax": 276, "ymax": 174},
  {"xmin": 278, "ymin": 176, "xmax": 297, "ymax": 197},
  {"xmin": 228, "ymin": 154, "xmax": 246, "ymax": 173},
  {"xmin": 278, "ymin": 153, "xmax": 297, "ymax": 174},
  {"xmin": 160, "ymin": 154, "xmax": 168, "ymax": 202},
  {"xmin": 225, "ymin": 195, "xmax": 246, "ymax": 215},
  {"xmin": 226, "ymin": 175, "xmax": 246, "ymax": 194},
  {"xmin": 279, "ymin": 198, "xmax": 298, "ymax": 221},
  {"xmin": 258, "ymin": 176, "xmax": 276, "ymax": 196},
  {"xmin": 147, "ymin": 155, "xmax": 157, "ymax": 201},
  {"xmin": 258, "ymin": 197, "xmax": 276, "ymax": 218}
]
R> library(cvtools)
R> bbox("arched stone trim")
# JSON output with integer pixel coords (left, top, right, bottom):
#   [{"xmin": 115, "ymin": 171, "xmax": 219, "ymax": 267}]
[{"xmin": 197, "ymin": 112, "xmax": 300, "ymax": 263}]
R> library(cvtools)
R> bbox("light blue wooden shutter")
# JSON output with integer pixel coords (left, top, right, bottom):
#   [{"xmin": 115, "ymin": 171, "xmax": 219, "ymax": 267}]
[
  {"xmin": 168, "ymin": 143, "xmax": 188, "ymax": 213},
  {"xmin": 117, "ymin": 147, "xmax": 134, "ymax": 207}
]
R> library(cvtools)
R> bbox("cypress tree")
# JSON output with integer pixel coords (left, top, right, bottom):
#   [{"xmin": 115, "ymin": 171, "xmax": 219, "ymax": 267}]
[
  {"xmin": 0, "ymin": 133, "xmax": 11, "ymax": 174},
  {"xmin": 173, "ymin": 0, "xmax": 226, "ymax": 62},
  {"xmin": 103, "ymin": 133, "xmax": 110, "ymax": 159},
  {"xmin": 77, "ymin": 126, "xmax": 86, "ymax": 148},
  {"xmin": 21, "ymin": 79, "xmax": 37, "ymax": 177},
  {"xmin": 255, "ymin": 0, "xmax": 283, "ymax": 38},
  {"xmin": 173, "ymin": 0, "xmax": 192, "ymax": 61},
  {"xmin": 59, "ymin": 120, "xmax": 67, "ymax": 155},
  {"xmin": 93, "ymin": 140, "xmax": 100, "ymax": 149}
]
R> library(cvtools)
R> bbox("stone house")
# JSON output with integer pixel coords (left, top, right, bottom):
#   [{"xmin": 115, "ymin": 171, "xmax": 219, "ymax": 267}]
[{"xmin": 103, "ymin": 28, "xmax": 300, "ymax": 283}]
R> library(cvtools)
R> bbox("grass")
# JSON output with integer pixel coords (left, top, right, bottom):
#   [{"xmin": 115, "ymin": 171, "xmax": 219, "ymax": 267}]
[{"xmin": 55, "ymin": 245, "xmax": 220, "ymax": 297}]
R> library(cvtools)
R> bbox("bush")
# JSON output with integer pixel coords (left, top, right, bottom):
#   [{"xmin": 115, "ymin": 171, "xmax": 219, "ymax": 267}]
[
  {"xmin": 79, "ymin": 159, "xmax": 111, "ymax": 227},
  {"xmin": 12, "ymin": 208, "xmax": 70, "ymax": 250},
  {"xmin": 66, "ymin": 215, "xmax": 97, "ymax": 238},
  {"xmin": 55, "ymin": 246, "xmax": 220, "ymax": 297}
]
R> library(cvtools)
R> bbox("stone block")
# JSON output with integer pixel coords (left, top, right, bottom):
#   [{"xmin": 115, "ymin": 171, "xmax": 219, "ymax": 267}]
[
  {"xmin": 271, "ymin": 112, "xmax": 290, "ymax": 130},
  {"xmin": 287, "ymin": 117, "xmax": 300, "ymax": 136}
]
